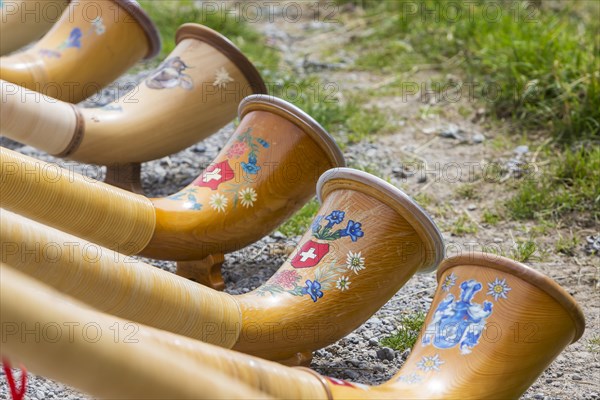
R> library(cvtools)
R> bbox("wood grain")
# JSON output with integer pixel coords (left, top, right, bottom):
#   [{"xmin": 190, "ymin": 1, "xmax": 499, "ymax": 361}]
[
  {"xmin": 0, "ymin": 0, "xmax": 68, "ymax": 56},
  {"xmin": 0, "ymin": 0, "xmax": 158, "ymax": 103}
]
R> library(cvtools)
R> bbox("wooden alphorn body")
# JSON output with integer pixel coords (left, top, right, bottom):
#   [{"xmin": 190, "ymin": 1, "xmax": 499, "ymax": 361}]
[
  {"xmin": 1, "ymin": 168, "xmax": 444, "ymax": 365},
  {"xmin": 0, "ymin": 0, "xmax": 69, "ymax": 56},
  {"xmin": 0, "ymin": 0, "xmax": 160, "ymax": 103},
  {"xmin": 0, "ymin": 252, "xmax": 584, "ymax": 399},
  {"xmin": 0, "ymin": 95, "xmax": 345, "ymax": 289},
  {"xmin": 1, "ymin": 23, "xmax": 267, "ymax": 191},
  {"xmin": 0, "ymin": 266, "xmax": 272, "ymax": 400}
]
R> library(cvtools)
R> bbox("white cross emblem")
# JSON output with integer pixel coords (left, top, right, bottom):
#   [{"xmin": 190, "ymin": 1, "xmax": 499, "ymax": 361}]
[
  {"xmin": 203, "ymin": 168, "xmax": 222, "ymax": 182},
  {"xmin": 299, "ymin": 247, "xmax": 317, "ymax": 262}
]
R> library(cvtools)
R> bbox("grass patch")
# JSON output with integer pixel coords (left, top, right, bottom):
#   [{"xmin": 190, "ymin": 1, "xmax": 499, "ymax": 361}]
[
  {"xmin": 555, "ymin": 232, "xmax": 580, "ymax": 257},
  {"xmin": 506, "ymin": 146, "xmax": 600, "ymax": 220},
  {"xmin": 511, "ymin": 238, "xmax": 538, "ymax": 262},
  {"xmin": 450, "ymin": 213, "xmax": 478, "ymax": 236},
  {"xmin": 587, "ymin": 334, "xmax": 600, "ymax": 353},
  {"xmin": 278, "ymin": 199, "xmax": 320, "ymax": 237},
  {"xmin": 138, "ymin": 0, "xmax": 278, "ymax": 70},
  {"xmin": 482, "ymin": 209, "xmax": 501, "ymax": 226},
  {"xmin": 455, "ymin": 183, "xmax": 478, "ymax": 200},
  {"xmin": 345, "ymin": 0, "xmax": 600, "ymax": 143},
  {"xmin": 381, "ymin": 312, "xmax": 426, "ymax": 352}
]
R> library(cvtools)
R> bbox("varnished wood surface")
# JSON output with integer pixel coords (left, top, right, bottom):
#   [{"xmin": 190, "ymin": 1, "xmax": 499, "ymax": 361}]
[
  {"xmin": 0, "ymin": 167, "xmax": 443, "ymax": 365},
  {"xmin": 1, "ymin": 252, "xmax": 583, "ymax": 399},
  {"xmin": 0, "ymin": 95, "xmax": 344, "ymax": 289},
  {"xmin": 0, "ymin": 265, "xmax": 274, "ymax": 400},
  {"xmin": 0, "ymin": 0, "xmax": 68, "ymax": 56},
  {"xmin": 0, "ymin": 0, "xmax": 158, "ymax": 103}
]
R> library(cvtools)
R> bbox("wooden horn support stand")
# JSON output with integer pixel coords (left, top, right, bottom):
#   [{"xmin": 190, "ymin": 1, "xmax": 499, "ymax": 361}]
[
  {"xmin": 0, "ymin": 95, "xmax": 344, "ymax": 290},
  {"xmin": 0, "ymin": 0, "xmax": 160, "ymax": 103},
  {"xmin": 0, "ymin": 167, "xmax": 444, "ymax": 365},
  {"xmin": 0, "ymin": 251, "xmax": 584, "ymax": 399},
  {"xmin": 0, "ymin": 23, "xmax": 268, "ymax": 192},
  {"xmin": 0, "ymin": 0, "xmax": 69, "ymax": 56}
]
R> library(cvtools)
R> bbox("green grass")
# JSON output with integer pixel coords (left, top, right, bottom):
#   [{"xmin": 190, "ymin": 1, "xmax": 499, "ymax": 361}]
[
  {"xmin": 482, "ymin": 209, "xmax": 501, "ymax": 226},
  {"xmin": 345, "ymin": 0, "xmax": 600, "ymax": 143},
  {"xmin": 587, "ymin": 334, "xmax": 600, "ymax": 353},
  {"xmin": 455, "ymin": 184, "xmax": 478, "ymax": 200},
  {"xmin": 450, "ymin": 213, "xmax": 478, "ymax": 236},
  {"xmin": 138, "ymin": 0, "xmax": 278, "ymax": 70},
  {"xmin": 555, "ymin": 232, "xmax": 580, "ymax": 257},
  {"xmin": 381, "ymin": 312, "xmax": 426, "ymax": 352},
  {"xmin": 506, "ymin": 146, "xmax": 600, "ymax": 220},
  {"xmin": 511, "ymin": 238, "xmax": 538, "ymax": 262},
  {"xmin": 278, "ymin": 199, "xmax": 320, "ymax": 237}
]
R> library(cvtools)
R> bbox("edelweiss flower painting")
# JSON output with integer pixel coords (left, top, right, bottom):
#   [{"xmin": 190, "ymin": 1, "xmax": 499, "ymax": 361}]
[{"xmin": 209, "ymin": 193, "xmax": 228, "ymax": 213}]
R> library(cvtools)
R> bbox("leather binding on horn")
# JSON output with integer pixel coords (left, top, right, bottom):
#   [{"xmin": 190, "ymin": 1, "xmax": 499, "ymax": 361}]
[
  {"xmin": 0, "ymin": 251, "xmax": 583, "ymax": 399},
  {"xmin": 0, "ymin": 95, "xmax": 344, "ymax": 290},
  {"xmin": 0, "ymin": 1, "xmax": 69, "ymax": 56},
  {"xmin": 1, "ymin": 167, "xmax": 444, "ymax": 365},
  {"xmin": 0, "ymin": 0, "xmax": 160, "ymax": 103},
  {"xmin": 0, "ymin": 23, "xmax": 268, "ymax": 191}
]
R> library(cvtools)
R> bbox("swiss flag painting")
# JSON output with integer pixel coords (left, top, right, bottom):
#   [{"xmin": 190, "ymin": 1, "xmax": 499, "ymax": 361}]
[
  {"xmin": 193, "ymin": 160, "xmax": 235, "ymax": 190},
  {"xmin": 326, "ymin": 377, "xmax": 356, "ymax": 388},
  {"xmin": 291, "ymin": 240, "xmax": 330, "ymax": 269}
]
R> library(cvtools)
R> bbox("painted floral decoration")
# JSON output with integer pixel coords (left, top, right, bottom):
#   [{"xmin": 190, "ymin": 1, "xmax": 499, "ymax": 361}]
[
  {"xmin": 91, "ymin": 17, "xmax": 106, "ymax": 35},
  {"xmin": 312, "ymin": 210, "xmax": 364, "ymax": 242},
  {"xmin": 226, "ymin": 141, "xmax": 248, "ymax": 159},
  {"xmin": 336, "ymin": 276, "xmax": 351, "ymax": 291},
  {"xmin": 417, "ymin": 354, "xmax": 444, "ymax": 372},
  {"xmin": 441, "ymin": 272, "xmax": 457, "ymax": 292},
  {"xmin": 209, "ymin": 193, "xmax": 228, "ymax": 213},
  {"xmin": 213, "ymin": 67, "xmax": 234, "ymax": 88},
  {"xmin": 487, "ymin": 278, "xmax": 511, "ymax": 301},
  {"xmin": 272, "ymin": 270, "xmax": 301, "ymax": 289},
  {"xmin": 236, "ymin": 128, "xmax": 269, "ymax": 175},
  {"xmin": 302, "ymin": 279, "xmax": 324, "ymax": 302},
  {"xmin": 239, "ymin": 187, "xmax": 257, "ymax": 208},
  {"xmin": 396, "ymin": 373, "xmax": 423, "ymax": 384},
  {"xmin": 346, "ymin": 251, "xmax": 365, "ymax": 274}
]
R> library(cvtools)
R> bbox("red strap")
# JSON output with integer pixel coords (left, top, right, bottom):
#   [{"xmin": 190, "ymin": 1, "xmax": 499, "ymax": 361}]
[{"xmin": 2, "ymin": 359, "xmax": 27, "ymax": 400}]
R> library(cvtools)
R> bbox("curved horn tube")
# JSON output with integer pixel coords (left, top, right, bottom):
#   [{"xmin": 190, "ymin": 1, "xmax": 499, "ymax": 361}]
[
  {"xmin": 0, "ymin": 95, "xmax": 344, "ymax": 288},
  {"xmin": 1, "ymin": 168, "xmax": 444, "ymax": 364},
  {"xmin": 0, "ymin": 0, "xmax": 160, "ymax": 103},
  {"xmin": 0, "ymin": 251, "xmax": 585, "ymax": 399},
  {"xmin": 0, "ymin": 266, "xmax": 271, "ymax": 400},
  {"xmin": 1, "ymin": 24, "xmax": 267, "ymax": 190},
  {"xmin": 0, "ymin": 1, "xmax": 68, "ymax": 56}
]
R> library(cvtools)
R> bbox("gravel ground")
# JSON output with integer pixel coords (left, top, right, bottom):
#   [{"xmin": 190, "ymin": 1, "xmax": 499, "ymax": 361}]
[{"xmin": 2, "ymin": 4, "xmax": 599, "ymax": 399}]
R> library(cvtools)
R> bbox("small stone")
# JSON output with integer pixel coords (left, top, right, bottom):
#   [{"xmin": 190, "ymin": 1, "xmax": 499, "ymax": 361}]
[
  {"xmin": 36, "ymin": 390, "xmax": 45, "ymax": 400},
  {"xmin": 271, "ymin": 231, "xmax": 286, "ymax": 240},
  {"xmin": 514, "ymin": 145, "xmax": 529, "ymax": 155},
  {"xmin": 472, "ymin": 133, "xmax": 485, "ymax": 143},
  {"xmin": 493, "ymin": 238, "xmax": 503, "ymax": 243},
  {"xmin": 533, "ymin": 394, "xmax": 544, "ymax": 400},
  {"xmin": 376, "ymin": 347, "xmax": 395, "ymax": 361},
  {"xmin": 344, "ymin": 369, "xmax": 360, "ymax": 380},
  {"xmin": 572, "ymin": 373, "xmax": 582, "ymax": 380},
  {"xmin": 417, "ymin": 175, "xmax": 427, "ymax": 184},
  {"xmin": 348, "ymin": 359, "xmax": 361, "ymax": 367},
  {"xmin": 369, "ymin": 317, "xmax": 382, "ymax": 326},
  {"xmin": 467, "ymin": 204, "xmax": 477, "ymax": 211},
  {"xmin": 374, "ymin": 365, "xmax": 385, "ymax": 373},
  {"xmin": 369, "ymin": 338, "xmax": 379, "ymax": 346},
  {"xmin": 401, "ymin": 348, "xmax": 411, "ymax": 360}
]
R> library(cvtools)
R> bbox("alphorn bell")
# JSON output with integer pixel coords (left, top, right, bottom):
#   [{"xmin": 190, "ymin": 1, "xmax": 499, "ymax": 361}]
[
  {"xmin": 0, "ymin": 0, "xmax": 160, "ymax": 103},
  {"xmin": 1, "ymin": 167, "xmax": 444, "ymax": 365},
  {"xmin": 0, "ymin": 95, "xmax": 344, "ymax": 289},
  {"xmin": 0, "ymin": 252, "xmax": 584, "ymax": 399},
  {"xmin": 0, "ymin": 0, "xmax": 69, "ymax": 56},
  {"xmin": 1, "ymin": 23, "xmax": 267, "ymax": 191},
  {"xmin": 0, "ymin": 266, "xmax": 272, "ymax": 400}
]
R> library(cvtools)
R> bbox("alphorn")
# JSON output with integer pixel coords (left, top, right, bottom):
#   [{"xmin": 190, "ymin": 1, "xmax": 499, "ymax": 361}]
[
  {"xmin": 1, "ymin": 23, "xmax": 267, "ymax": 191},
  {"xmin": 0, "ymin": 0, "xmax": 160, "ymax": 103},
  {"xmin": 0, "ymin": 266, "xmax": 272, "ymax": 400},
  {"xmin": 0, "ymin": 95, "xmax": 344, "ymax": 289},
  {"xmin": 0, "ymin": 0, "xmax": 69, "ymax": 56},
  {"xmin": 1, "ymin": 167, "xmax": 444, "ymax": 365},
  {"xmin": 0, "ymin": 252, "xmax": 585, "ymax": 399}
]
